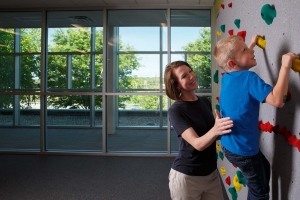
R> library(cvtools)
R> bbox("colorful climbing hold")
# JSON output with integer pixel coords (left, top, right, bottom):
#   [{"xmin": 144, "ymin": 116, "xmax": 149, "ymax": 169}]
[
  {"xmin": 228, "ymin": 2, "xmax": 232, "ymax": 8},
  {"xmin": 228, "ymin": 29, "xmax": 234, "ymax": 36},
  {"xmin": 220, "ymin": 166, "xmax": 226, "ymax": 175},
  {"xmin": 225, "ymin": 176, "xmax": 231, "ymax": 186},
  {"xmin": 234, "ymin": 19, "xmax": 240, "ymax": 28},
  {"xmin": 221, "ymin": 4, "xmax": 225, "ymax": 9},
  {"xmin": 216, "ymin": 143, "xmax": 221, "ymax": 151},
  {"xmin": 292, "ymin": 58, "xmax": 300, "ymax": 72},
  {"xmin": 261, "ymin": 4, "xmax": 277, "ymax": 25},
  {"xmin": 236, "ymin": 170, "xmax": 246, "ymax": 186},
  {"xmin": 213, "ymin": 70, "xmax": 219, "ymax": 83},
  {"xmin": 219, "ymin": 151, "xmax": 224, "ymax": 160},
  {"xmin": 228, "ymin": 187, "xmax": 238, "ymax": 200},
  {"xmin": 256, "ymin": 36, "xmax": 266, "ymax": 49},
  {"xmin": 233, "ymin": 174, "xmax": 242, "ymax": 192},
  {"xmin": 217, "ymin": 31, "xmax": 222, "ymax": 36},
  {"xmin": 220, "ymin": 24, "xmax": 226, "ymax": 33},
  {"xmin": 237, "ymin": 30, "xmax": 246, "ymax": 42},
  {"xmin": 216, "ymin": 104, "xmax": 220, "ymax": 112}
]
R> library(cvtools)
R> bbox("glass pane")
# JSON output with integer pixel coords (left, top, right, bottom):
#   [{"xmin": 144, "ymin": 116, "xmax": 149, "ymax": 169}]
[
  {"xmin": 0, "ymin": 95, "xmax": 13, "ymax": 125},
  {"xmin": 46, "ymin": 95, "xmax": 101, "ymax": 125},
  {"xmin": 170, "ymin": 10, "xmax": 211, "ymax": 94},
  {"xmin": 188, "ymin": 54, "xmax": 212, "ymax": 93},
  {"xmin": 0, "ymin": 56, "xmax": 13, "ymax": 90},
  {"xmin": 20, "ymin": 95, "xmax": 40, "ymax": 125},
  {"xmin": 20, "ymin": 55, "xmax": 40, "ymax": 89},
  {"xmin": 47, "ymin": 55, "xmax": 67, "ymax": 89},
  {"xmin": 46, "ymin": 95, "xmax": 102, "ymax": 151},
  {"xmin": 46, "ymin": 127, "xmax": 102, "ymax": 151},
  {"xmin": 0, "ymin": 28, "xmax": 14, "ymax": 53},
  {"xmin": 47, "ymin": 95, "xmax": 90, "ymax": 126},
  {"xmin": 0, "ymin": 128, "xmax": 40, "ymax": 150},
  {"xmin": 117, "ymin": 54, "xmax": 161, "ymax": 92},
  {"xmin": 47, "ymin": 10, "xmax": 103, "ymax": 91},
  {"xmin": 106, "ymin": 95, "xmax": 167, "ymax": 152},
  {"xmin": 72, "ymin": 54, "xmax": 90, "ymax": 89},
  {"xmin": 119, "ymin": 27, "xmax": 163, "ymax": 51},
  {"xmin": 20, "ymin": 28, "xmax": 41, "ymax": 53},
  {"xmin": 171, "ymin": 9, "xmax": 210, "ymax": 51},
  {"xmin": 107, "ymin": 9, "xmax": 167, "ymax": 93}
]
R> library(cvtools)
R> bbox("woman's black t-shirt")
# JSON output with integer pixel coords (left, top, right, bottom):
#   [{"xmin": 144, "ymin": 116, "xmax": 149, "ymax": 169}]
[{"xmin": 168, "ymin": 96, "xmax": 217, "ymax": 176}]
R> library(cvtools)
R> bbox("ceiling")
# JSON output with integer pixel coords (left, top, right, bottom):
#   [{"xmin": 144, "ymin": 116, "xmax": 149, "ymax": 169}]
[{"xmin": 0, "ymin": 0, "xmax": 215, "ymax": 9}]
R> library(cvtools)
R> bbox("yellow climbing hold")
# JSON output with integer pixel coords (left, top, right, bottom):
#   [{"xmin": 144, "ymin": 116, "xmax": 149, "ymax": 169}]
[
  {"xmin": 216, "ymin": 143, "xmax": 221, "ymax": 151},
  {"xmin": 256, "ymin": 36, "xmax": 266, "ymax": 49},
  {"xmin": 220, "ymin": 167, "xmax": 226, "ymax": 175},
  {"xmin": 233, "ymin": 174, "xmax": 242, "ymax": 192},
  {"xmin": 292, "ymin": 58, "xmax": 300, "ymax": 73}
]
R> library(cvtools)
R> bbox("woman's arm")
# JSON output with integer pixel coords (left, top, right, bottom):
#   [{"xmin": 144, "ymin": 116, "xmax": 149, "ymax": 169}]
[{"xmin": 181, "ymin": 110, "xmax": 233, "ymax": 151}]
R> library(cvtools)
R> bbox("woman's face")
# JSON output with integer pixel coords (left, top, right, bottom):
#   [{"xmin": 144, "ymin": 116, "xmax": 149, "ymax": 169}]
[{"xmin": 173, "ymin": 65, "xmax": 198, "ymax": 92}]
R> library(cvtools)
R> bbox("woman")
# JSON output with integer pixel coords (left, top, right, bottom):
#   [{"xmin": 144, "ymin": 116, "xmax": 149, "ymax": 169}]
[{"xmin": 164, "ymin": 61, "xmax": 234, "ymax": 200}]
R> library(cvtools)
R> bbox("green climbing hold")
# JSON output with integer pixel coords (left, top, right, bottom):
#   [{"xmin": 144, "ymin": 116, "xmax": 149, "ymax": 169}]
[
  {"xmin": 234, "ymin": 19, "xmax": 240, "ymax": 28},
  {"xmin": 228, "ymin": 187, "xmax": 238, "ymax": 200},
  {"xmin": 220, "ymin": 24, "xmax": 225, "ymax": 33},
  {"xmin": 261, "ymin": 4, "xmax": 276, "ymax": 25},
  {"xmin": 236, "ymin": 170, "xmax": 246, "ymax": 186},
  {"xmin": 213, "ymin": 70, "xmax": 219, "ymax": 84},
  {"xmin": 216, "ymin": 104, "xmax": 220, "ymax": 112},
  {"xmin": 219, "ymin": 151, "xmax": 224, "ymax": 160}
]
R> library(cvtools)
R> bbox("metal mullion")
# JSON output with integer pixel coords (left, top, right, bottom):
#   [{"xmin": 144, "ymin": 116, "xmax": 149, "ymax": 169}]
[
  {"xmin": 159, "ymin": 25, "xmax": 163, "ymax": 128},
  {"xmin": 102, "ymin": 9, "xmax": 107, "ymax": 154},
  {"xmin": 14, "ymin": 28, "xmax": 20, "ymax": 126},
  {"xmin": 90, "ymin": 27, "xmax": 96, "ymax": 127},
  {"xmin": 41, "ymin": 10, "xmax": 47, "ymax": 152},
  {"xmin": 67, "ymin": 54, "xmax": 72, "ymax": 89},
  {"xmin": 167, "ymin": 8, "xmax": 171, "ymax": 155}
]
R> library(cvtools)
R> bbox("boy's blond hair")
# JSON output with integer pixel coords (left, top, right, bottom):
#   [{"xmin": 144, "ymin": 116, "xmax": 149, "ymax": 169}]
[{"xmin": 213, "ymin": 35, "xmax": 243, "ymax": 71}]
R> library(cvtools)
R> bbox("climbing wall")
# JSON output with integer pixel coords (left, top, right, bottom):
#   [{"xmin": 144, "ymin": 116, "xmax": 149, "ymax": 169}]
[{"xmin": 214, "ymin": 1, "xmax": 300, "ymax": 199}]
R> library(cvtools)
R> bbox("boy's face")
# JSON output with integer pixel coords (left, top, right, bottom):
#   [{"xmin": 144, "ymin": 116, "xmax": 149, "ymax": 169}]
[{"xmin": 231, "ymin": 39, "xmax": 257, "ymax": 70}]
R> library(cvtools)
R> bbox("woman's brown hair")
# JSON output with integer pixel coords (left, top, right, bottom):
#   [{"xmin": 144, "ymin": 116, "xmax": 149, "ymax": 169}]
[{"xmin": 164, "ymin": 61, "xmax": 193, "ymax": 101}]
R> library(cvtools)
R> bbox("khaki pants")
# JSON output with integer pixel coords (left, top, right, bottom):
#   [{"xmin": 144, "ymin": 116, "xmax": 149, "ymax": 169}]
[{"xmin": 168, "ymin": 168, "xmax": 224, "ymax": 200}]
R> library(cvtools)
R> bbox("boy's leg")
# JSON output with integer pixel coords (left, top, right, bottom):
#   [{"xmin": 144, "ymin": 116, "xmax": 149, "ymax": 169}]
[{"xmin": 222, "ymin": 147, "xmax": 270, "ymax": 200}]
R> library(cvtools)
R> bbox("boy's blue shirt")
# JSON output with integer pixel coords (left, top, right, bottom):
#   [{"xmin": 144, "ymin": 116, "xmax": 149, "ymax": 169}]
[{"xmin": 220, "ymin": 70, "xmax": 273, "ymax": 156}]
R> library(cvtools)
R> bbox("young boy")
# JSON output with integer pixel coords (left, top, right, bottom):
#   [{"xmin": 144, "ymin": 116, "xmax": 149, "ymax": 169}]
[{"xmin": 213, "ymin": 35, "xmax": 298, "ymax": 200}]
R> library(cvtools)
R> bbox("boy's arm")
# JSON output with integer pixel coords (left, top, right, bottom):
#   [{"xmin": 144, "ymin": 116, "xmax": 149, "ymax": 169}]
[
  {"xmin": 265, "ymin": 52, "xmax": 299, "ymax": 108},
  {"xmin": 249, "ymin": 35, "xmax": 260, "ymax": 50}
]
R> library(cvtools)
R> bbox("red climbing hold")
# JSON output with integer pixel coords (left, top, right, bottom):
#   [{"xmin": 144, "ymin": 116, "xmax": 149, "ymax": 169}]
[
  {"xmin": 237, "ymin": 31, "xmax": 246, "ymax": 42},
  {"xmin": 225, "ymin": 176, "xmax": 231, "ymax": 185},
  {"xmin": 221, "ymin": 4, "xmax": 225, "ymax": 9},
  {"xmin": 228, "ymin": 2, "xmax": 232, "ymax": 8},
  {"xmin": 228, "ymin": 29, "xmax": 234, "ymax": 36}
]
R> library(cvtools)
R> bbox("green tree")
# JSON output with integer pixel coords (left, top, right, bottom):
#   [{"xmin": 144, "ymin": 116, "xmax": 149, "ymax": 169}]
[
  {"xmin": 182, "ymin": 27, "xmax": 211, "ymax": 90},
  {"xmin": 47, "ymin": 27, "xmax": 140, "ymax": 109},
  {"xmin": 0, "ymin": 28, "xmax": 40, "ymax": 108}
]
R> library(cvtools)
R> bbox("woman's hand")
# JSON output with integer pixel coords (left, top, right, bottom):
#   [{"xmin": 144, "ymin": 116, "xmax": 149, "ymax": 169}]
[{"xmin": 213, "ymin": 110, "xmax": 233, "ymax": 136}]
